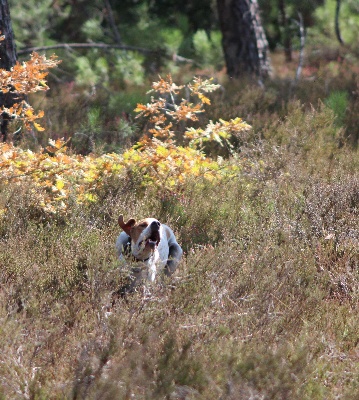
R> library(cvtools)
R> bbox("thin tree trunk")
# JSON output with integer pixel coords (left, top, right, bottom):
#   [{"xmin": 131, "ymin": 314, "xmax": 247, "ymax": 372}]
[
  {"xmin": 0, "ymin": 0, "xmax": 18, "ymax": 141},
  {"xmin": 217, "ymin": 0, "xmax": 271, "ymax": 79},
  {"xmin": 295, "ymin": 13, "xmax": 305, "ymax": 82},
  {"xmin": 335, "ymin": 0, "xmax": 344, "ymax": 45},
  {"xmin": 104, "ymin": 0, "xmax": 122, "ymax": 45}
]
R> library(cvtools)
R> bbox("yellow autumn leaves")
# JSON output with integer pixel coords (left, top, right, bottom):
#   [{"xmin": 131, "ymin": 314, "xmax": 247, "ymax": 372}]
[
  {"xmin": 0, "ymin": 141, "xmax": 125, "ymax": 214},
  {"xmin": 0, "ymin": 74, "xmax": 251, "ymax": 217},
  {"xmin": 130, "ymin": 75, "xmax": 251, "ymax": 189},
  {"xmin": 0, "ymin": 138, "xmax": 228, "ymax": 216}
]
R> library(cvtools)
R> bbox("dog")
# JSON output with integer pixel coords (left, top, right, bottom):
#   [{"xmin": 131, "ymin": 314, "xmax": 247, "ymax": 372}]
[{"xmin": 116, "ymin": 215, "xmax": 183, "ymax": 283}]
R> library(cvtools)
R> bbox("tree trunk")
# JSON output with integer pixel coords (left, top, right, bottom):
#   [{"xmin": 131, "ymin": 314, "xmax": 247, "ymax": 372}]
[
  {"xmin": 335, "ymin": 0, "xmax": 344, "ymax": 45},
  {"xmin": 217, "ymin": 0, "xmax": 271, "ymax": 79},
  {"xmin": 0, "ymin": 0, "xmax": 18, "ymax": 141}
]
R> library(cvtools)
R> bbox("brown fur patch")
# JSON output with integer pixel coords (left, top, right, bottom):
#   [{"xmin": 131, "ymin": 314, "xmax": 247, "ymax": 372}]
[
  {"xmin": 118, "ymin": 215, "xmax": 136, "ymax": 235},
  {"xmin": 129, "ymin": 218, "xmax": 152, "ymax": 242}
]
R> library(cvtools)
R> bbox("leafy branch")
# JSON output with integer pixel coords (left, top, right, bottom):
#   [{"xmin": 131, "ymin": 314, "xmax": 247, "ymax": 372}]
[
  {"xmin": 0, "ymin": 52, "xmax": 61, "ymax": 131},
  {"xmin": 135, "ymin": 75, "xmax": 251, "ymax": 150},
  {"xmin": 0, "ymin": 74, "xmax": 251, "ymax": 218}
]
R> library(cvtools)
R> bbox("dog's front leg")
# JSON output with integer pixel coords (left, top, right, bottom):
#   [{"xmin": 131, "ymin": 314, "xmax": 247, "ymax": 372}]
[
  {"xmin": 129, "ymin": 265, "xmax": 146, "ymax": 288},
  {"xmin": 147, "ymin": 253, "xmax": 158, "ymax": 282}
]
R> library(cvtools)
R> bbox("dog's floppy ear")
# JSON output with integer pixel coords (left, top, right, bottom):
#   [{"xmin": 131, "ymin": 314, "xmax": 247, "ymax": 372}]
[{"xmin": 118, "ymin": 215, "xmax": 136, "ymax": 236}]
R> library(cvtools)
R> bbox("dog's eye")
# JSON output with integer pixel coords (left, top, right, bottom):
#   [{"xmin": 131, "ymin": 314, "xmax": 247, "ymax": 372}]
[
  {"xmin": 139, "ymin": 240, "xmax": 143, "ymax": 246},
  {"xmin": 139, "ymin": 223, "xmax": 148, "ymax": 227}
]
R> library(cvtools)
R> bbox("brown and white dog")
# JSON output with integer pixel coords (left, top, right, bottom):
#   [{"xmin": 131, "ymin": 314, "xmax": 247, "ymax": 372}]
[{"xmin": 116, "ymin": 215, "xmax": 183, "ymax": 283}]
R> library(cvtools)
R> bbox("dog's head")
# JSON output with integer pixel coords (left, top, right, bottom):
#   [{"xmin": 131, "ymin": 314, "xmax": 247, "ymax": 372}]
[{"xmin": 118, "ymin": 215, "xmax": 161, "ymax": 260}]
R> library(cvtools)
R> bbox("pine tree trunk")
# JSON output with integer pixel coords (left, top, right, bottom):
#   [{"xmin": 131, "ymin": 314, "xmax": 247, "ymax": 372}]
[
  {"xmin": 0, "ymin": 0, "xmax": 18, "ymax": 141},
  {"xmin": 217, "ymin": 0, "xmax": 271, "ymax": 79}
]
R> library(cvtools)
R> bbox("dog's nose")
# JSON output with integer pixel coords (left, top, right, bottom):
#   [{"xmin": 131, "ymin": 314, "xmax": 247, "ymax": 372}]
[{"xmin": 150, "ymin": 220, "xmax": 160, "ymax": 230}]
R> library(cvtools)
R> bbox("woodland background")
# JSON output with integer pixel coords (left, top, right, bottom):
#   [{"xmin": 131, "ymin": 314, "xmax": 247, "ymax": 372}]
[{"xmin": 0, "ymin": 1, "xmax": 358, "ymax": 399}]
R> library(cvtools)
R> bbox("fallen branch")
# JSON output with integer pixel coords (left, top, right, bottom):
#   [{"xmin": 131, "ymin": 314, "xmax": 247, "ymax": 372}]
[
  {"xmin": 17, "ymin": 43, "xmax": 198, "ymax": 66},
  {"xmin": 17, "ymin": 42, "xmax": 163, "ymax": 56}
]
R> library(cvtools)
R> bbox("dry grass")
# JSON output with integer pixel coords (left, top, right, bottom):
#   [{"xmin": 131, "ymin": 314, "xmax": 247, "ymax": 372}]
[{"xmin": 1, "ymin": 88, "xmax": 359, "ymax": 400}]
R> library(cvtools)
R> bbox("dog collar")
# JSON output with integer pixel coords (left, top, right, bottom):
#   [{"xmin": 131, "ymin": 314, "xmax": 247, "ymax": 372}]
[{"xmin": 125, "ymin": 240, "xmax": 151, "ymax": 262}]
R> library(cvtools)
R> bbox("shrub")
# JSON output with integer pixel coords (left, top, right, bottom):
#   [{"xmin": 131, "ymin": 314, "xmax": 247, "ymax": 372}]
[
  {"xmin": 325, "ymin": 90, "xmax": 348, "ymax": 127},
  {"xmin": 1, "ymin": 70, "xmax": 358, "ymax": 399},
  {"xmin": 0, "ymin": 75, "xmax": 251, "ymax": 218}
]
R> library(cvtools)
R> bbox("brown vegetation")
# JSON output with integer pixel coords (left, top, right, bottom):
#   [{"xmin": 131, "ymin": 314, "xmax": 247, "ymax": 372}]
[{"xmin": 0, "ymin": 55, "xmax": 358, "ymax": 399}]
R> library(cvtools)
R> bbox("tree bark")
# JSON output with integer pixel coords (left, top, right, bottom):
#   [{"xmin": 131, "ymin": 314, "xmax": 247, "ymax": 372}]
[
  {"xmin": 217, "ymin": 0, "xmax": 271, "ymax": 79},
  {"xmin": 0, "ymin": 0, "xmax": 17, "ymax": 69},
  {"xmin": 0, "ymin": 0, "xmax": 18, "ymax": 141}
]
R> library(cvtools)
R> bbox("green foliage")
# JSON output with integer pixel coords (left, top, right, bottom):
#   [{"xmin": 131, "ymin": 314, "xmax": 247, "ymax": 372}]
[
  {"xmin": 108, "ymin": 88, "xmax": 147, "ymax": 115},
  {"xmin": 259, "ymin": 0, "xmax": 325, "ymax": 50},
  {"xmin": 10, "ymin": 0, "xmax": 61, "ymax": 48},
  {"xmin": 160, "ymin": 28, "xmax": 184, "ymax": 53},
  {"xmin": 86, "ymin": 107, "xmax": 102, "ymax": 133},
  {"xmin": 325, "ymin": 90, "xmax": 348, "ymax": 127},
  {"xmin": 81, "ymin": 17, "xmax": 104, "ymax": 42},
  {"xmin": 11, "ymin": 0, "xmax": 222, "ymax": 90},
  {"xmin": 193, "ymin": 30, "xmax": 223, "ymax": 67},
  {"xmin": 74, "ymin": 51, "xmax": 145, "ymax": 89},
  {"xmin": 74, "ymin": 55, "xmax": 110, "ymax": 87},
  {"xmin": 314, "ymin": 0, "xmax": 359, "ymax": 45},
  {"xmin": 114, "ymin": 53, "xmax": 145, "ymax": 86},
  {"xmin": 74, "ymin": 56, "xmax": 101, "ymax": 87}
]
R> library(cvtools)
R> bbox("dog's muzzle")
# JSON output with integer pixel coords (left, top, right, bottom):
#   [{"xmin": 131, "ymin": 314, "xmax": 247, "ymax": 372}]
[{"xmin": 147, "ymin": 221, "xmax": 161, "ymax": 249}]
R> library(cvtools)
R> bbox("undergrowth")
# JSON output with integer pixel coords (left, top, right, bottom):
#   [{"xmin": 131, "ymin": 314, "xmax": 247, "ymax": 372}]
[{"xmin": 0, "ymin": 76, "xmax": 358, "ymax": 399}]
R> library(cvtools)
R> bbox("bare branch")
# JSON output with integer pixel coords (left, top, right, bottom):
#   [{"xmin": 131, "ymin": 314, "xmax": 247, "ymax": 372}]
[
  {"xmin": 17, "ymin": 44, "xmax": 197, "ymax": 67},
  {"xmin": 17, "ymin": 42, "xmax": 162, "ymax": 56},
  {"xmin": 172, "ymin": 53, "xmax": 198, "ymax": 66}
]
